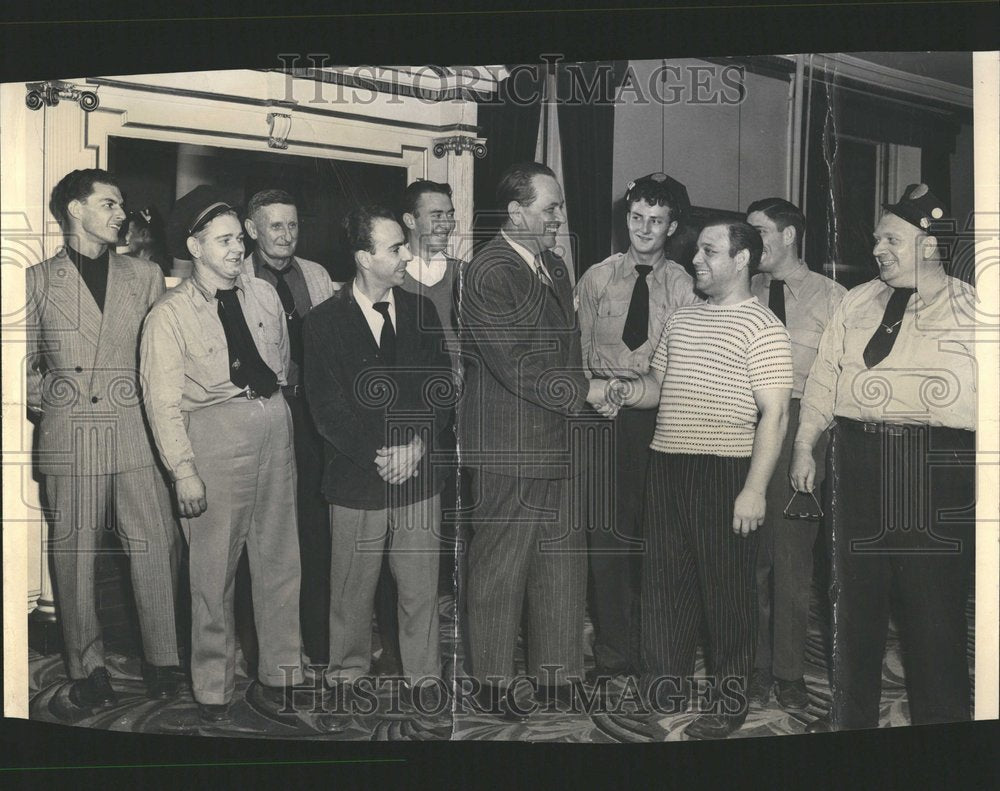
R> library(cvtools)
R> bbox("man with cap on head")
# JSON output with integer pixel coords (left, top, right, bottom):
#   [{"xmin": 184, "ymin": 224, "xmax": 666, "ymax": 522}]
[
  {"xmin": 243, "ymin": 188, "xmax": 338, "ymax": 670},
  {"xmin": 26, "ymin": 168, "xmax": 182, "ymax": 708},
  {"xmin": 140, "ymin": 185, "xmax": 303, "ymax": 723},
  {"xmin": 744, "ymin": 197, "xmax": 846, "ymax": 712},
  {"xmin": 573, "ymin": 172, "xmax": 700, "ymax": 683},
  {"xmin": 791, "ymin": 184, "xmax": 977, "ymax": 732}
]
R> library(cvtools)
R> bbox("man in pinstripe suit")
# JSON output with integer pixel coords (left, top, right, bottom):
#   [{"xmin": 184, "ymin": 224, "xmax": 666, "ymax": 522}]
[
  {"xmin": 615, "ymin": 220, "xmax": 792, "ymax": 738},
  {"xmin": 26, "ymin": 168, "xmax": 182, "ymax": 708},
  {"xmin": 457, "ymin": 162, "xmax": 613, "ymax": 717}
]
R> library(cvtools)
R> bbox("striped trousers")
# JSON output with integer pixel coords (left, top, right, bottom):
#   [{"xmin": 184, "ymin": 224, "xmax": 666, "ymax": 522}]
[
  {"xmin": 465, "ymin": 471, "xmax": 586, "ymax": 686},
  {"xmin": 641, "ymin": 452, "xmax": 756, "ymax": 709}
]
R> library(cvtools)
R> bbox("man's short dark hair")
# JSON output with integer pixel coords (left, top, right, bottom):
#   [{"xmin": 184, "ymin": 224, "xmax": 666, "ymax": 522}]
[
  {"xmin": 247, "ymin": 189, "xmax": 297, "ymax": 220},
  {"xmin": 400, "ymin": 180, "xmax": 453, "ymax": 219},
  {"xmin": 49, "ymin": 169, "xmax": 121, "ymax": 232},
  {"xmin": 625, "ymin": 181, "xmax": 679, "ymax": 221},
  {"xmin": 496, "ymin": 161, "xmax": 556, "ymax": 210},
  {"xmin": 720, "ymin": 219, "xmax": 764, "ymax": 270},
  {"xmin": 342, "ymin": 204, "xmax": 399, "ymax": 255},
  {"xmin": 746, "ymin": 197, "xmax": 806, "ymax": 255}
]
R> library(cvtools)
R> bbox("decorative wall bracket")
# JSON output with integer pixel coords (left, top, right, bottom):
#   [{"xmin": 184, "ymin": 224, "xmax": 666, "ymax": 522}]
[
  {"xmin": 432, "ymin": 136, "xmax": 487, "ymax": 159},
  {"xmin": 25, "ymin": 81, "xmax": 100, "ymax": 112},
  {"xmin": 266, "ymin": 112, "xmax": 293, "ymax": 149}
]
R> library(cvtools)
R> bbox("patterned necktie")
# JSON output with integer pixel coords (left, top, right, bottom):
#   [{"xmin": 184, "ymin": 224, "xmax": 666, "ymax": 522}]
[
  {"xmin": 215, "ymin": 288, "xmax": 279, "ymax": 396},
  {"xmin": 622, "ymin": 264, "xmax": 653, "ymax": 351},
  {"xmin": 535, "ymin": 254, "xmax": 554, "ymax": 289},
  {"xmin": 863, "ymin": 287, "xmax": 915, "ymax": 368},
  {"xmin": 264, "ymin": 264, "xmax": 304, "ymax": 366},
  {"xmin": 372, "ymin": 301, "xmax": 396, "ymax": 365},
  {"xmin": 769, "ymin": 278, "xmax": 786, "ymax": 325}
]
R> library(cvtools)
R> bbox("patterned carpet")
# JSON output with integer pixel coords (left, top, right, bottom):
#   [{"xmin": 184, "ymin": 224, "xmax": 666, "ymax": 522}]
[{"xmin": 27, "ymin": 580, "xmax": 975, "ymax": 742}]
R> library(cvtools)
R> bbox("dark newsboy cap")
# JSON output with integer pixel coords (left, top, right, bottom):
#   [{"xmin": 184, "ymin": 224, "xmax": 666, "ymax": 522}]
[
  {"xmin": 166, "ymin": 185, "xmax": 240, "ymax": 260},
  {"xmin": 883, "ymin": 183, "xmax": 948, "ymax": 235}
]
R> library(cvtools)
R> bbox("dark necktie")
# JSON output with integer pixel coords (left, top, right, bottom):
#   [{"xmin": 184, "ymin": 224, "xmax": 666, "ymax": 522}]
[
  {"xmin": 622, "ymin": 264, "xmax": 653, "ymax": 351},
  {"xmin": 769, "ymin": 278, "xmax": 786, "ymax": 325},
  {"xmin": 264, "ymin": 264, "xmax": 304, "ymax": 366},
  {"xmin": 863, "ymin": 287, "xmax": 915, "ymax": 369},
  {"xmin": 373, "ymin": 301, "xmax": 396, "ymax": 365},
  {"xmin": 535, "ymin": 254, "xmax": 554, "ymax": 289},
  {"xmin": 215, "ymin": 288, "xmax": 279, "ymax": 396}
]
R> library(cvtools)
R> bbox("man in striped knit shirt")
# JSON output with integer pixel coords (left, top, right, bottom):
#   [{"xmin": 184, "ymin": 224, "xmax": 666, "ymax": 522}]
[{"xmin": 613, "ymin": 220, "xmax": 793, "ymax": 739}]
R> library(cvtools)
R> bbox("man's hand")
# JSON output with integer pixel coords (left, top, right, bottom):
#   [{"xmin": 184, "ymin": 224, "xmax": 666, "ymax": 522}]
[
  {"xmin": 175, "ymin": 474, "xmax": 207, "ymax": 518},
  {"xmin": 732, "ymin": 486, "xmax": 765, "ymax": 537},
  {"xmin": 586, "ymin": 378, "xmax": 619, "ymax": 418},
  {"xmin": 789, "ymin": 443, "xmax": 817, "ymax": 493},
  {"xmin": 375, "ymin": 436, "xmax": 425, "ymax": 484}
]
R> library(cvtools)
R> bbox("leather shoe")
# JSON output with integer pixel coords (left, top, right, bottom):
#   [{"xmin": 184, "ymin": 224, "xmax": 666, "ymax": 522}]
[
  {"xmin": 774, "ymin": 677, "xmax": 810, "ymax": 711},
  {"xmin": 747, "ymin": 669, "xmax": 772, "ymax": 708},
  {"xmin": 197, "ymin": 702, "xmax": 231, "ymax": 723},
  {"xmin": 371, "ymin": 651, "xmax": 402, "ymax": 678},
  {"xmin": 805, "ymin": 714, "xmax": 834, "ymax": 734},
  {"xmin": 68, "ymin": 667, "xmax": 117, "ymax": 709},
  {"xmin": 534, "ymin": 684, "xmax": 574, "ymax": 710},
  {"xmin": 314, "ymin": 713, "xmax": 349, "ymax": 733},
  {"xmin": 145, "ymin": 665, "xmax": 181, "ymax": 700},
  {"xmin": 684, "ymin": 711, "xmax": 747, "ymax": 740},
  {"xmin": 584, "ymin": 666, "xmax": 631, "ymax": 685}
]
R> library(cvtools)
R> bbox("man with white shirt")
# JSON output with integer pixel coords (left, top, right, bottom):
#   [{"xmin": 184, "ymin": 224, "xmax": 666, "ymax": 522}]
[
  {"xmin": 371, "ymin": 181, "xmax": 464, "ymax": 677},
  {"xmin": 243, "ymin": 188, "xmax": 338, "ymax": 668},
  {"xmin": 303, "ymin": 205, "xmax": 453, "ymax": 729}
]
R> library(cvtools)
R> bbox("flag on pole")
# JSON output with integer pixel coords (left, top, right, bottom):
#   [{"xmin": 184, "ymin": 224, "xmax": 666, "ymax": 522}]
[{"xmin": 534, "ymin": 67, "xmax": 575, "ymax": 284}]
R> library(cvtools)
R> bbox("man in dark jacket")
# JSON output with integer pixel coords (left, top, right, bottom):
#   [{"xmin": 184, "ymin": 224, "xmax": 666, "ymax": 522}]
[{"xmin": 304, "ymin": 205, "xmax": 453, "ymax": 724}]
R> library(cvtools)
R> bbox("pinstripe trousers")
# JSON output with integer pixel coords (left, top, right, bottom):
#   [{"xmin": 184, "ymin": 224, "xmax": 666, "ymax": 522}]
[
  {"xmin": 466, "ymin": 471, "xmax": 587, "ymax": 686},
  {"xmin": 45, "ymin": 468, "xmax": 181, "ymax": 679},
  {"xmin": 641, "ymin": 452, "xmax": 756, "ymax": 706}
]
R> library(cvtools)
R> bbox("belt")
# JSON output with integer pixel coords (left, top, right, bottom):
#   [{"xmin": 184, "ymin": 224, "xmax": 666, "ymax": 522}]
[
  {"xmin": 837, "ymin": 417, "xmax": 972, "ymax": 438},
  {"xmin": 282, "ymin": 384, "xmax": 304, "ymax": 398},
  {"xmin": 236, "ymin": 387, "xmax": 273, "ymax": 401}
]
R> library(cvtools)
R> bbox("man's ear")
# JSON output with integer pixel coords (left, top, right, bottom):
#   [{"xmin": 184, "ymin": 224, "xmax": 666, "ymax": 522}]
[
  {"xmin": 402, "ymin": 212, "xmax": 417, "ymax": 231},
  {"xmin": 244, "ymin": 217, "xmax": 259, "ymax": 240},
  {"xmin": 507, "ymin": 200, "xmax": 523, "ymax": 228},
  {"xmin": 185, "ymin": 235, "xmax": 200, "ymax": 259},
  {"xmin": 734, "ymin": 248, "xmax": 750, "ymax": 272},
  {"xmin": 920, "ymin": 234, "xmax": 939, "ymax": 261},
  {"xmin": 67, "ymin": 198, "xmax": 84, "ymax": 223},
  {"xmin": 666, "ymin": 219, "xmax": 679, "ymax": 238},
  {"xmin": 354, "ymin": 249, "xmax": 370, "ymax": 272},
  {"xmin": 782, "ymin": 225, "xmax": 796, "ymax": 248}
]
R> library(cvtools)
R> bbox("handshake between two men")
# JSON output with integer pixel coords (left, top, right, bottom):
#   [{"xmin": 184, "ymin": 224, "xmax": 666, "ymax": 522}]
[{"xmin": 585, "ymin": 376, "xmax": 650, "ymax": 419}]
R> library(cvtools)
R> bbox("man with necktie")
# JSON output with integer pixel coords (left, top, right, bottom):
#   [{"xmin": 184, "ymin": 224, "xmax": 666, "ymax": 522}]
[
  {"xmin": 457, "ymin": 162, "xmax": 614, "ymax": 719},
  {"xmin": 303, "ymin": 205, "xmax": 453, "ymax": 731},
  {"xmin": 243, "ymin": 188, "xmax": 339, "ymax": 669},
  {"xmin": 574, "ymin": 172, "xmax": 699, "ymax": 683},
  {"xmin": 745, "ymin": 198, "xmax": 846, "ymax": 711},
  {"xmin": 791, "ymin": 184, "xmax": 977, "ymax": 732},
  {"xmin": 26, "ymin": 168, "xmax": 182, "ymax": 707},
  {"xmin": 140, "ymin": 186, "xmax": 302, "ymax": 723}
]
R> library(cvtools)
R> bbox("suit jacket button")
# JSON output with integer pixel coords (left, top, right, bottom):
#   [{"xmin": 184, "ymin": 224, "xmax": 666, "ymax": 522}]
[
  {"xmin": 91, "ymin": 396, "xmax": 99, "ymax": 403},
  {"xmin": 75, "ymin": 366, "xmax": 83, "ymax": 372}
]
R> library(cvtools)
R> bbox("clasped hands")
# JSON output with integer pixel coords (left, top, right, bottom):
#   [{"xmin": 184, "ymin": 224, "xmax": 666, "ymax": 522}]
[
  {"xmin": 375, "ymin": 435, "xmax": 425, "ymax": 484},
  {"xmin": 586, "ymin": 377, "xmax": 630, "ymax": 418}
]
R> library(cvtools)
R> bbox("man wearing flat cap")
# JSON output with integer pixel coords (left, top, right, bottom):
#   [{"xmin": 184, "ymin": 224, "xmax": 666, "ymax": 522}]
[
  {"xmin": 140, "ymin": 185, "xmax": 303, "ymax": 723},
  {"xmin": 790, "ymin": 184, "xmax": 977, "ymax": 732},
  {"xmin": 573, "ymin": 172, "xmax": 699, "ymax": 682}
]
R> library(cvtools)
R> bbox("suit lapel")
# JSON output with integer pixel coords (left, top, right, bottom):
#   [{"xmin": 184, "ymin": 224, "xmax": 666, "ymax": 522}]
[
  {"xmin": 94, "ymin": 253, "xmax": 138, "ymax": 367},
  {"xmin": 47, "ymin": 250, "xmax": 102, "ymax": 348},
  {"xmin": 541, "ymin": 251, "xmax": 574, "ymax": 322},
  {"xmin": 341, "ymin": 286, "xmax": 380, "ymax": 358}
]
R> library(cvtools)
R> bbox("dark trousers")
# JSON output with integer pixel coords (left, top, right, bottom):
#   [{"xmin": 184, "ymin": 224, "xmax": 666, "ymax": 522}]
[
  {"xmin": 829, "ymin": 419, "xmax": 974, "ymax": 730},
  {"xmin": 641, "ymin": 452, "xmax": 756, "ymax": 708},
  {"xmin": 465, "ymin": 470, "xmax": 586, "ymax": 685},
  {"xmin": 587, "ymin": 407, "xmax": 656, "ymax": 673},
  {"xmin": 285, "ymin": 390, "xmax": 331, "ymax": 666},
  {"xmin": 755, "ymin": 398, "xmax": 825, "ymax": 681}
]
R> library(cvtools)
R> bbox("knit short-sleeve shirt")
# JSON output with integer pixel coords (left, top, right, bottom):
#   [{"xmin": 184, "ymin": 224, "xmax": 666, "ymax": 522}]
[{"xmin": 649, "ymin": 297, "xmax": 792, "ymax": 457}]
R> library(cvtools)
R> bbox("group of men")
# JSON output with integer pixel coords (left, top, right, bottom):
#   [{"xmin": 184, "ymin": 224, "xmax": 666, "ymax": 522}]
[{"xmin": 27, "ymin": 159, "xmax": 976, "ymax": 738}]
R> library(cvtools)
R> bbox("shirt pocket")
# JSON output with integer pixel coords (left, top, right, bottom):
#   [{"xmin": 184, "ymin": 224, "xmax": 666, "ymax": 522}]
[
  {"xmin": 186, "ymin": 333, "xmax": 231, "ymax": 390},
  {"xmin": 842, "ymin": 315, "xmax": 880, "ymax": 362},
  {"xmin": 594, "ymin": 299, "xmax": 630, "ymax": 346}
]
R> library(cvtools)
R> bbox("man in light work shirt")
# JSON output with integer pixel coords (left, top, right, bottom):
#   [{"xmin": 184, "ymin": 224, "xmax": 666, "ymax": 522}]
[
  {"xmin": 244, "ymin": 188, "xmax": 338, "ymax": 669},
  {"xmin": 791, "ymin": 185, "xmax": 977, "ymax": 733},
  {"xmin": 745, "ymin": 198, "xmax": 846, "ymax": 711},
  {"xmin": 615, "ymin": 220, "xmax": 792, "ymax": 739},
  {"xmin": 574, "ymin": 172, "xmax": 699, "ymax": 682},
  {"xmin": 141, "ymin": 186, "xmax": 302, "ymax": 723}
]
